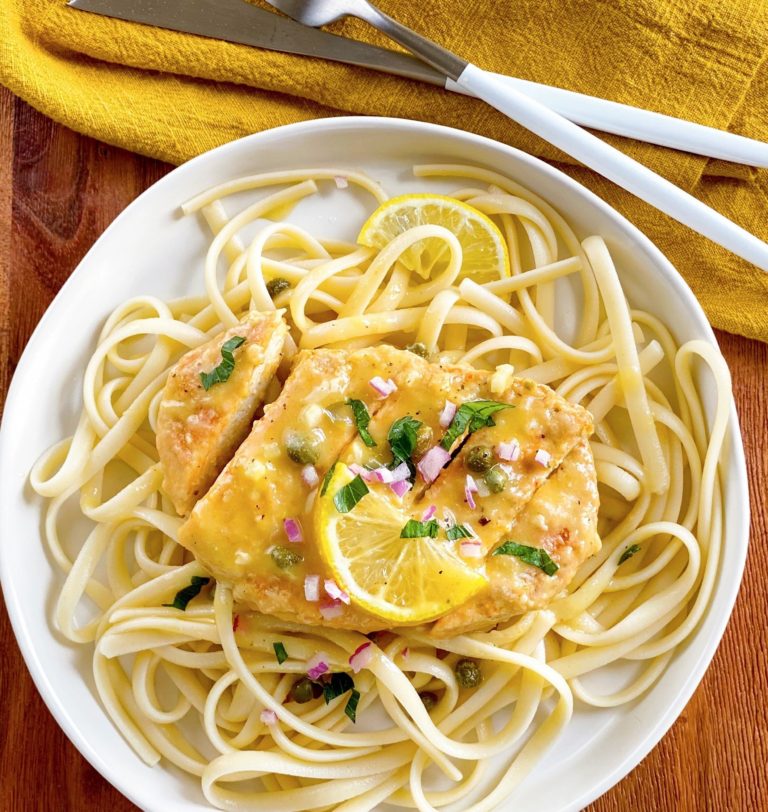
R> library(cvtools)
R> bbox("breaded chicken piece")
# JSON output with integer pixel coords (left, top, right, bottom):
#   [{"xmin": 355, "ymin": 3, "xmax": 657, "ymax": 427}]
[
  {"xmin": 423, "ymin": 374, "xmax": 594, "ymax": 541},
  {"xmin": 338, "ymin": 359, "xmax": 487, "ymax": 483},
  {"xmin": 157, "ymin": 310, "xmax": 287, "ymax": 516},
  {"xmin": 179, "ymin": 345, "xmax": 424, "ymax": 630},
  {"xmin": 431, "ymin": 439, "xmax": 600, "ymax": 637}
]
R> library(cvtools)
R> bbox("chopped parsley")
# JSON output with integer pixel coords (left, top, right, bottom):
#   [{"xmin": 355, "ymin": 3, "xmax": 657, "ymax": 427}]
[
  {"xmin": 400, "ymin": 519, "xmax": 440, "ymax": 538},
  {"xmin": 320, "ymin": 461, "xmax": 337, "ymax": 496},
  {"xmin": 163, "ymin": 576, "xmax": 210, "ymax": 610},
  {"xmin": 619, "ymin": 543, "xmax": 642, "ymax": 564},
  {"xmin": 322, "ymin": 672, "xmax": 355, "ymax": 704},
  {"xmin": 273, "ymin": 642, "xmax": 288, "ymax": 665},
  {"xmin": 387, "ymin": 415, "xmax": 422, "ymax": 467},
  {"xmin": 440, "ymin": 400, "xmax": 513, "ymax": 450},
  {"xmin": 345, "ymin": 689, "xmax": 361, "ymax": 723},
  {"xmin": 333, "ymin": 475, "xmax": 369, "ymax": 513},
  {"xmin": 200, "ymin": 336, "xmax": 245, "ymax": 391},
  {"xmin": 346, "ymin": 399, "xmax": 376, "ymax": 447},
  {"xmin": 493, "ymin": 541, "xmax": 559, "ymax": 576},
  {"xmin": 446, "ymin": 524, "xmax": 473, "ymax": 540}
]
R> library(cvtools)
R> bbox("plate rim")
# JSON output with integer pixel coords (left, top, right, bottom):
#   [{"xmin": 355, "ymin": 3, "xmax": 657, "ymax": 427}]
[{"xmin": 0, "ymin": 115, "xmax": 750, "ymax": 812}]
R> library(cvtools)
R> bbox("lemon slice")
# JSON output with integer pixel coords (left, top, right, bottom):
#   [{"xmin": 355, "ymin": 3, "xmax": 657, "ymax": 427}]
[
  {"xmin": 357, "ymin": 193, "xmax": 510, "ymax": 282},
  {"xmin": 315, "ymin": 464, "xmax": 487, "ymax": 623}
]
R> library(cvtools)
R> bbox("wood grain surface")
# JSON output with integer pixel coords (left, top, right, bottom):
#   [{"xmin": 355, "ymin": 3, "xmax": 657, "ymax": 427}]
[{"xmin": 0, "ymin": 87, "xmax": 765, "ymax": 812}]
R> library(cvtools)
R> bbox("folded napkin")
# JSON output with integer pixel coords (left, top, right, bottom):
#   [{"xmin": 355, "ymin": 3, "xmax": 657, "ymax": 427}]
[{"xmin": 2, "ymin": 0, "xmax": 767, "ymax": 341}]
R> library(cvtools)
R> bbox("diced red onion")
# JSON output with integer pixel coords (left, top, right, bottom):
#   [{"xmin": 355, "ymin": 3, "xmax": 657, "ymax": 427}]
[
  {"xmin": 460, "ymin": 540, "xmax": 484, "ymax": 558},
  {"xmin": 534, "ymin": 448, "xmax": 551, "ymax": 467},
  {"xmin": 304, "ymin": 574, "xmax": 320, "ymax": 602},
  {"xmin": 421, "ymin": 504, "xmax": 437, "ymax": 521},
  {"xmin": 417, "ymin": 445, "xmax": 451, "ymax": 484},
  {"xmin": 306, "ymin": 652, "xmax": 330, "ymax": 679},
  {"xmin": 476, "ymin": 478, "xmax": 490, "ymax": 498},
  {"xmin": 370, "ymin": 467, "xmax": 394, "ymax": 483},
  {"xmin": 439, "ymin": 400, "xmax": 457, "ymax": 428},
  {"xmin": 349, "ymin": 463, "xmax": 366, "ymax": 476},
  {"xmin": 301, "ymin": 465, "xmax": 320, "ymax": 487},
  {"xmin": 369, "ymin": 376, "xmax": 397, "ymax": 397},
  {"xmin": 390, "ymin": 479, "xmax": 412, "ymax": 498},
  {"xmin": 349, "ymin": 642, "xmax": 373, "ymax": 673},
  {"xmin": 260, "ymin": 709, "xmax": 277, "ymax": 725},
  {"xmin": 497, "ymin": 440, "xmax": 521, "ymax": 462},
  {"xmin": 465, "ymin": 475, "xmax": 478, "ymax": 510},
  {"xmin": 334, "ymin": 175, "xmax": 349, "ymax": 189},
  {"xmin": 319, "ymin": 602, "xmax": 344, "ymax": 620},
  {"xmin": 284, "ymin": 518, "xmax": 303, "ymax": 543},
  {"xmin": 325, "ymin": 579, "xmax": 351, "ymax": 604},
  {"xmin": 390, "ymin": 462, "xmax": 410, "ymax": 482}
]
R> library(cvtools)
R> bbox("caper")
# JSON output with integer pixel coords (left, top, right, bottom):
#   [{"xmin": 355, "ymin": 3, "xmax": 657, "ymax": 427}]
[
  {"xmin": 290, "ymin": 677, "xmax": 319, "ymax": 704},
  {"xmin": 405, "ymin": 342, "xmax": 429, "ymax": 358},
  {"xmin": 419, "ymin": 691, "xmax": 438, "ymax": 711},
  {"xmin": 325, "ymin": 401, "xmax": 354, "ymax": 424},
  {"xmin": 285, "ymin": 431, "xmax": 320, "ymax": 465},
  {"xmin": 414, "ymin": 424, "xmax": 434, "ymax": 457},
  {"xmin": 266, "ymin": 277, "xmax": 291, "ymax": 298},
  {"xmin": 270, "ymin": 546, "xmax": 303, "ymax": 570},
  {"xmin": 454, "ymin": 658, "xmax": 482, "ymax": 689},
  {"xmin": 466, "ymin": 445, "xmax": 493, "ymax": 473},
  {"xmin": 484, "ymin": 466, "xmax": 508, "ymax": 494}
]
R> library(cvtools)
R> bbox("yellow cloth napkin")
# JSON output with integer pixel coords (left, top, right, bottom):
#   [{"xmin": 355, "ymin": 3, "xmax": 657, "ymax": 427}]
[{"xmin": 2, "ymin": 0, "xmax": 767, "ymax": 342}]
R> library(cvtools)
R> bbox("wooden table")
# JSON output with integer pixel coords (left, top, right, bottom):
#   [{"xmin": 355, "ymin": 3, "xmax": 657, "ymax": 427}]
[{"xmin": 1, "ymin": 86, "xmax": 765, "ymax": 811}]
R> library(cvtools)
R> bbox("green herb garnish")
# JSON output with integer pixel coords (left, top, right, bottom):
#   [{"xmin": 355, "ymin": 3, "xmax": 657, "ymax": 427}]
[
  {"xmin": 493, "ymin": 541, "xmax": 559, "ymax": 576},
  {"xmin": 273, "ymin": 642, "xmax": 288, "ymax": 665},
  {"xmin": 322, "ymin": 672, "xmax": 355, "ymax": 704},
  {"xmin": 344, "ymin": 689, "xmax": 361, "ymax": 723},
  {"xmin": 387, "ymin": 415, "xmax": 422, "ymax": 466},
  {"xmin": 333, "ymin": 475, "xmax": 369, "ymax": 513},
  {"xmin": 440, "ymin": 400, "xmax": 513, "ymax": 450},
  {"xmin": 320, "ymin": 461, "xmax": 337, "ymax": 496},
  {"xmin": 400, "ymin": 519, "xmax": 440, "ymax": 539},
  {"xmin": 346, "ymin": 399, "xmax": 376, "ymax": 448},
  {"xmin": 200, "ymin": 336, "xmax": 246, "ymax": 391},
  {"xmin": 163, "ymin": 576, "xmax": 210, "ymax": 610},
  {"xmin": 619, "ymin": 544, "xmax": 642, "ymax": 564},
  {"xmin": 446, "ymin": 524, "xmax": 473, "ymax": 540}
]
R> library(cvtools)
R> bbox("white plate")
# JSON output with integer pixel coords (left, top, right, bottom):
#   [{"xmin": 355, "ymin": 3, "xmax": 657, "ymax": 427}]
[{"xmin": 0, "ymin": 117, "xmax": 749, "ymax": 812}]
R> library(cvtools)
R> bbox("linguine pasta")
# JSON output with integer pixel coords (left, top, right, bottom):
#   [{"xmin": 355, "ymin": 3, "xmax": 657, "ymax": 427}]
[{"xmin": 30, "ymin": 164, "xmax": 732, "ymax": 811}]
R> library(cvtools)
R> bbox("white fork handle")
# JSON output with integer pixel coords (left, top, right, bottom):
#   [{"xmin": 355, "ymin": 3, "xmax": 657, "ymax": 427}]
[
  {"xmin": 457, "ymin": 64, "xmax": 768, "ymax": 273},
  {"xmin": 446, "ymin": 75, "xmax": 768, "ymax": 168}
]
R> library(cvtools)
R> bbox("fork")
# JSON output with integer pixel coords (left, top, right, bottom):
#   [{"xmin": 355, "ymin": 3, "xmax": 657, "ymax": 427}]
[{"xmin": 266, "ymin": 0, "xmax": 768, "ymax": 273}]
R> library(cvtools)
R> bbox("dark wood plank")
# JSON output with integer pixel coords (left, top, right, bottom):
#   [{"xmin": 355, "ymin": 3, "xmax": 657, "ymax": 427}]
[{"xmin": 1, "ymin": 88, "xmax": 765, "ymax": 812}]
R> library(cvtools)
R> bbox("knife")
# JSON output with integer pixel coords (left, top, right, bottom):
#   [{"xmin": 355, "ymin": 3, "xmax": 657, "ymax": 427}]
[{"xmin": 68, "ymin": 0, "xmax": 768, "ymax": 167}]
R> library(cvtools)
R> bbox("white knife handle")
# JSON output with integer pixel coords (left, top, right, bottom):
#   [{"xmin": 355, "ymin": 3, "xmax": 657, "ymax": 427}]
[
  {"xmin": 455, "ymin": 64, "xmax": 768, "ymax": 273},
  {"xmin": 446, "ymin": 75, "xmax": 768, "ymax": 168}
]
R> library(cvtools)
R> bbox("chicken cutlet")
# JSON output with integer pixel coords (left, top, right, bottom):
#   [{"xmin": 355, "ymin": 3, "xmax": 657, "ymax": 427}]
[{"xmin": 156, "ymin": 310, "xmax": 288, "ymax": 517}]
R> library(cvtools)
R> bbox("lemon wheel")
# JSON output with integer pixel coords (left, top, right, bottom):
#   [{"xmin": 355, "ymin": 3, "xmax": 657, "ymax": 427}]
[
  {"xmin": 315, "ymin": 464, "xmax": 487, "ymax": 623},
  {"xmin": 357, "ymin": 193, "xmax": 510, "ymax": 283}
]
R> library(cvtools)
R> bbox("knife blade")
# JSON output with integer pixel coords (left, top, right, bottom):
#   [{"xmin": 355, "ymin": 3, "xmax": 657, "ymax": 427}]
[
  {"xmin": 67, "ymin": 0, "xmax": 445, "ymax": 84},
  {"xmin": 68, "ymin": 0, "xmax": 768, "ymax": 167}
]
